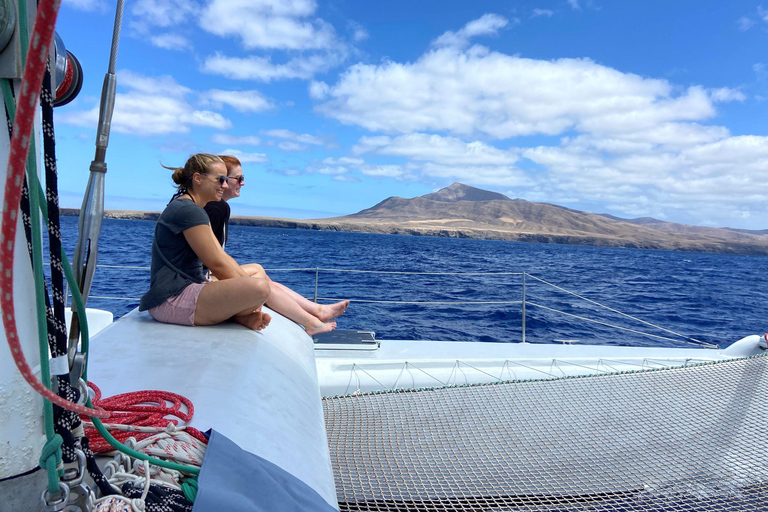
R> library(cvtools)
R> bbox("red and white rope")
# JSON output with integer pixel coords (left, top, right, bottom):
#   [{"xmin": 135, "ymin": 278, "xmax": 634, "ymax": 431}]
[
  {"xmin": 82, "ymin": 382, "xmax": 207, "ymax": 453},
  {"xmin": 0, "ymin": 0, "xmax": 108, "ymax": 418}
]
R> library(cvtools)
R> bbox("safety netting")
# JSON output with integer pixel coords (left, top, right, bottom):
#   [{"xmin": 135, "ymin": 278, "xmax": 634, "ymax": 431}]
[{"xmin": 323, "ymin": 354, "xmax": 768, "ymax": 511}]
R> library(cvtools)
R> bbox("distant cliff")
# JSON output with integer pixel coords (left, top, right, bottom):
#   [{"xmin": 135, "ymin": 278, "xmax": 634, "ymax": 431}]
[{"xmin": 60, "ymin": 184, "xmax": 768, "ymax": 256}]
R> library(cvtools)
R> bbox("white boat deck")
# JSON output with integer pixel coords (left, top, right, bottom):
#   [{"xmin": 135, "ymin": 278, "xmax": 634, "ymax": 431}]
[
  {"xmin": 315, "ymin": 336, "xmax": 764, "ymax": 396},
  {"xmin": 86, "ymin": 308, "xmax": 338, "ymax": 509}
]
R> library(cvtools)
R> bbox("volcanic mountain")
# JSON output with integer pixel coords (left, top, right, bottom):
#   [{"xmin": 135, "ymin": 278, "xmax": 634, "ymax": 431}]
[
  {"xmin": 311, "ymin": 183, "xmax": 768, "ymax": 255},
  {"xmin": 76, "ymin": 183, "xmax": 768, "ymax": 255}
]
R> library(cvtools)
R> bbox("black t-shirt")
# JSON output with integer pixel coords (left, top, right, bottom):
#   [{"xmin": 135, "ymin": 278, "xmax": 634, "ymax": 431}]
[
  {"xmin": 139, "ymin": 198, "xmax": 210, "ymax": 311},
  {"xmin": 204, "ymin": 200, "xmax": 230, "ymax": 248}
]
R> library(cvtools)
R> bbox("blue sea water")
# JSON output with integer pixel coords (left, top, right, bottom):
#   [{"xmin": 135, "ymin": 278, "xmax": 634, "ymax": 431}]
[{"xmin": 60, "ymin": 216, "xmax": 768, "ymax": 348}]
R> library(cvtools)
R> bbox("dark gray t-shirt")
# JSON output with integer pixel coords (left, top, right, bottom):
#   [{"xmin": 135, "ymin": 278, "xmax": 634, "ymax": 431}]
[{"xmin": 139, "ymin": 198, "xmax": 210, "ymax": 311}]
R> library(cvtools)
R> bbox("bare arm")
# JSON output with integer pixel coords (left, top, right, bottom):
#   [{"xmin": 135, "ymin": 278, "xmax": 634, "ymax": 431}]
[{"xmin": 183, "ymin": 224, "xmax": 245, "ymax": 280}]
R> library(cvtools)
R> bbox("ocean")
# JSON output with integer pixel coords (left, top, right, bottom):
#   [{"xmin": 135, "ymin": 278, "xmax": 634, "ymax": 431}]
[{"xmin": 61, "ymin": 216, "xmax": 768, "ymax": 348}]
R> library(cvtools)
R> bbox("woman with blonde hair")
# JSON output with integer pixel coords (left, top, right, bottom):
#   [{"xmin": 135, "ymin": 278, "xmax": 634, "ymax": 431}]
[
  {"xmin": 205, "ymin": 155, "xmax": 348, "ymax": 333},
  {"xmin": 139, "ymin": 154, "xmax": 271, "ymax": 330}
]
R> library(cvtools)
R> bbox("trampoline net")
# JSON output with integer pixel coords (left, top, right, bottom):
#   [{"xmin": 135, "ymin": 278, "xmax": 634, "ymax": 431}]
[{"xmin": 323, "ymin": 354, "xmax": 768, "ymax": 511}]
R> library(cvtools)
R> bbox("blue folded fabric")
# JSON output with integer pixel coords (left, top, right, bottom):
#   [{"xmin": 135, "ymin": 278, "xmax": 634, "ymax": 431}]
[{"xmin": 193, "ymin": 429, "xmax": 338, "ymax": 512}]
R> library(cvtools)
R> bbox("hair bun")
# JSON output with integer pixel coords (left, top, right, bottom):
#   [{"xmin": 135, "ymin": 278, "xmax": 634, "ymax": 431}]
[{"xmin": 171, "ymin": 167, "xmax": 185, "ymax": 185}]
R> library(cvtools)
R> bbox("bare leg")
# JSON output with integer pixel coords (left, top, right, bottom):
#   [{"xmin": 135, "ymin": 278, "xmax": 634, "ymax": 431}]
[
  {"xmin": 240, "ymin": 262, "xmax": 348, "ymax": 324},
  {"xmin": 194, "ymin": 277, "xmax": 271, "ymax": 330},
  {"xmin": 271, "ymin": 282, "xmax": 349, "ymax": 321},
  {"xmin": 241, "ymin": 263, "xmax": 268, "ymax": 280},
  {"xmin": 264, "ymin": 284, "xmax": 336, "ymax": 335}
]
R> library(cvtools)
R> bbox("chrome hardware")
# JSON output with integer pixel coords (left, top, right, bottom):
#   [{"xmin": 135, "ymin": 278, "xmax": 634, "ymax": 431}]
[{"xmin": 41, "ymin": 482, "xmax": 70, "ymax": 512}]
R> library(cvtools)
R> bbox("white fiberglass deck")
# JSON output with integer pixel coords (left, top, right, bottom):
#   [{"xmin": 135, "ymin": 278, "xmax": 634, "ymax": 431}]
[
  {"xmin": 315, "ymin": 335, "xmax": 764, "ymax": 396},
  {"xmin": 86, "ymin": 307, "xmax": 338, "ymax": 509}
]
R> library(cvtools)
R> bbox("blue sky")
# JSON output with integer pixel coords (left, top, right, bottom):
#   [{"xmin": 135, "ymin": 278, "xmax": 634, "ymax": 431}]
[{"xmin": 52, "ymin": 0, "xmax": 768, "ymax": 228}]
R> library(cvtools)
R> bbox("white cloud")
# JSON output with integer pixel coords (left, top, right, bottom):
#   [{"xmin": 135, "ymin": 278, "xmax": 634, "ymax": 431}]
[
  {"xmin": 202, "ymin": 51, "xmax": 346, "ymax": 82},
  {"xmin": 322, "ymin": 157, "xmax": 365, "ymax": 165},
  {"xmin": 419, "ymin": 162, "xmax": 529, "ymax": 187},
  {"xmin": 149, "ymin": 33, "xmax": 192, "ymax": 51},
  {"xmin": 348, "ymin": 21, "xmax": 369, "ymax": 42},
  {"xmin": 315, "ymin": 46, "xmax": 719, "ymax": 140},
  {"xmin": 221, "ymin": 149, "xmax": 270, "ymax": 164},
  {"xmin": 567, "ymin": 0, "xmax": 580, "ymax": 10},
  {"xmin": 212, "ymin": 134, "xmax": 261, "ymax": 146},
  {"xmin": 309, "ymin": 81, "xmax": 330, "ymax": 99},
  {"xmin": 129, "ymin": 0, "xmax": 198, "ymax": 49},
  {"xmin": 759, "ymin": 5, "xmax": 768, "ymax": 22},
  {"xmin": 308, "ymin": 35, "xmax": 767, "ymax": 224},
  {"xmin": 360, "ymin": 165, "xmax": 408, "ymax": 178},
  {"xmin": 738, "ymin": 16, "xmax": 755, "ymax": 31},
  {"xmin": 200, "ymin": 0, "xmax": 337, "ymax": 50},
  {"xmin": 353, "ymin": 133, "xmax": 519, "ymax": 166},
  {"xmin": 58, "ymin": 71, "xmax": 230, "ymax": 135},
  {"xmin": 278, "ymin": 141, "xmax": 309, "ymax": 152},
  {"xmin": 531, "ymin": 8, "xmax": 554, "ymax": 17},
  {"xmin": 334, "ymin": 175, "xmax": 361, "ymax": 182},
  {"xmin": 306, "ymin": 158, "xmax": 408, "ymax": 180},
  {"xmin": 262, "ymin": 129, "xmax": 324, "ymax": 145},
  {"xmin": 63, "ymin": 0, "xmax": 108, "ymax": 12},
  {"xmin": 517, "ymin": 132, "xmax": 768, "ymax": 223},
  {"xmin": 708, "ymin": 87, "xmax": 746, "ymax": 102},
  {"xmin": 201, "ymin": 89, "xmax": 274, "ymax": 113},
  {"xmin": 312, "ymin": 166, "xmax": 348, "ymax": 175},
  {"xmin": 433, "ymin": 14, "xmax": 509, "ymax": 48}
]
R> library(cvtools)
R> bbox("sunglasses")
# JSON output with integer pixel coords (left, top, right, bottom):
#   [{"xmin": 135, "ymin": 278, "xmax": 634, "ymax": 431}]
[
  {"xmin": 228, "ymin": 175, "xmax": 244, "ymax": 185},
  {"xmin": 199, "ymin": 172, "xmax": 228, "ymax": 186}
]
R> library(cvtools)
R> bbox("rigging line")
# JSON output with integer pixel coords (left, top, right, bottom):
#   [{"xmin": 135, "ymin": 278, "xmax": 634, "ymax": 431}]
[
  {"xmin": 96, "ymin": 264, "xmax": 150, "ymax": 270},
  {"xmin": 526, "ymin": 273, "xmax": 705, "ymax": 344},
  {"xmin": 402, "ymin": 362, "xmax": 448, "ymax": 386},
  {"xmin": 85, "ymin": 296, "xmax": 140, "ymax": 301},
  {"xmin": 316, "ymin": 267, "xmax": 524, "ymax": 276},
  {"xmin": 526, "ymin": 301, "xmax": 718, "ymax": 348},
  {"xmin": 317, "ymin": 297, "xmax": 523, "ymax": 305},
  {"xmin": 349, "ymin": 364, "xmax": 388, "ymax": 390},
  {"xmin": 503, "ymin": 359, "xmax": 560, "ymax": 378},
  {"xmin": 643, "ymin": 358, "xmax": 693, "ymax": 368},
  {"xmin": 551, "ymin": 359, "xmax": 612, "ymax": 374},
  {"xmin": 455, "ymin": 361, "xmax": 505, "ymax": 382},
  {"xmin": 262, "ymin": 267, "xmax": 317, "ymax": 272},
  {"xmin": 596, "ymin": 358, "xmax": 652, "ymax": 369}
]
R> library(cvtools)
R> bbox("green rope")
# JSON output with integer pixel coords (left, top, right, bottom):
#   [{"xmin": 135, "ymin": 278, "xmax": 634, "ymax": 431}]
[
  {"xmin": 25, "ymin": 122, "xmax": 61, "ymax": 494},
  {"xmin": 181, "ymin": 477, "xmax": 198, "ymax": 502},
  {"xmin": 86, "ymin": 399, "xmax": 201, "ymax": 475},
  {"xmin": 4, "ymin": 26, "xmax": 201, "ymax": 482},
  {"xmin": 14, "ymin": 0, "xmax": 63, "ymax": 490},
  {"xmin": 4, "ymin": 72, "xmax": 63, "ymax": 494},
  {"xmin": 38, "ymin": 434, "xmax": 63, "ymax": 492},
  {"xmin": 29, "ymin": 175, "xmax": 200, "ymax": 476}
]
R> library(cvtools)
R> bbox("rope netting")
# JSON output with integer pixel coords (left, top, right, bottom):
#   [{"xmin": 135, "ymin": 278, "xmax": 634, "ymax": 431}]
[{"xmin": 323, "ymin": 354, "xmax": 768, "ymax": 512}]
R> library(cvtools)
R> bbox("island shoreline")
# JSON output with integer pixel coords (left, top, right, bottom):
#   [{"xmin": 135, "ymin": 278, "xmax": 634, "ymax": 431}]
[{"xmin": 60, "ymin": 208, "xmax": 768, "ymax": 257}]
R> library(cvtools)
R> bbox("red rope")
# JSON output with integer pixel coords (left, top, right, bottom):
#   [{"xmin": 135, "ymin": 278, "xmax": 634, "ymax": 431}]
[
  {"xmin": 82, "ymin": 382, "xmax": 208, "ymax": 453},
  {"xmin": 0, "ymin": 0, "xmax": 108, "ymax": 418}
]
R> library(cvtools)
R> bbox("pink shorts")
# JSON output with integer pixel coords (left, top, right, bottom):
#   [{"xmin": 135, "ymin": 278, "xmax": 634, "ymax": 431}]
[{"xmin": 148, "ymin": 283, "xmax": 206, "ymax": 326}]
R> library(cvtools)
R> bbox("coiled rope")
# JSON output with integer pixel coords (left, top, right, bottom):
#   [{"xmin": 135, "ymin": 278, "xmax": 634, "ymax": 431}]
[{"xmin": 82, "ymin": 382, "xmax": 207, "ymax": 454}]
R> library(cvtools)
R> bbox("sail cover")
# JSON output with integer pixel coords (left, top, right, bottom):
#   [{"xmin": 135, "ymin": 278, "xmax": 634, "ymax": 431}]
[{"xmin": 323, "ymin": 354, "xmax": 768, "ymax": 511}]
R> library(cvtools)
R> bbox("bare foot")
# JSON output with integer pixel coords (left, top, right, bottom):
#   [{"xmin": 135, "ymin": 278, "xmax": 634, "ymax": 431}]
[
  {"xmin": 317, "ymin": 300, "xmax": 349, "ymax": 321},
  {"xmin": 234, "ymin": 310, "xmax": 272, "ymax": 331},
  {"xmin": 306, "ymin": 319, "xmax": 337, "ymax": 336}
]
